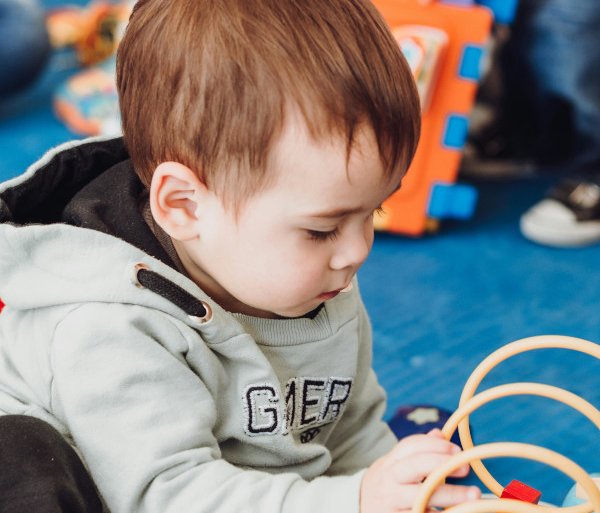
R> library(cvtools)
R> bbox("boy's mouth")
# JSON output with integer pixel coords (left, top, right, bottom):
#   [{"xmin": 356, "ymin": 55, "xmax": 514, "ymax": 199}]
[
  {"xmin": 317, "ymin": 282, "xmax": 353, "ymax": 301},
  {"xmin": 318, "ymin": 290, "xmax": 341, "ymax": 301}
]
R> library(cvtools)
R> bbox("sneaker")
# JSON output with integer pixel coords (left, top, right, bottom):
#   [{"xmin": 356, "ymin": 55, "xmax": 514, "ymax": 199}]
[{"xmin": 520, "ymin": 179, "xmax": 600, "ymax": 247}]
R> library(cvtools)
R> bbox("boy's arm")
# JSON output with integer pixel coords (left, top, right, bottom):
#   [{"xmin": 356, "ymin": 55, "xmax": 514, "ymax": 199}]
[
  {"xmin": 325, "ymin": 298, "xmax": 398, "ymax": 476},
  {"xmin": 50, "ymin": 304, "xmax": 365, "ymax": 513}
]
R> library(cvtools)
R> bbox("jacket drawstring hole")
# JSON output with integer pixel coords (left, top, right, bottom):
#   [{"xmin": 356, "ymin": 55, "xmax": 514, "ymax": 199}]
[
  {"xmin": 131, "ymin": 263, "xmax": 151, "ymax": 288},
  {"xmin": 189, "ymin": 301, "xmax": 213, "ymax": 325}
]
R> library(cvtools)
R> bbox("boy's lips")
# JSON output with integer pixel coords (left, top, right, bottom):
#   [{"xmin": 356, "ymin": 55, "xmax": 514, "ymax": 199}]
[
  {"xmin": 317, "ymin": 290, "xmax": 341, "ymax": 300},
  {"xmin": 317, "ymin": 282, "xmax": 353, "ymax": 300}
]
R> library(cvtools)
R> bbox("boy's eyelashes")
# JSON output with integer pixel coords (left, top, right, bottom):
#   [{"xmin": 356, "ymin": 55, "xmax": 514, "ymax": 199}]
[
  {"xmin": 305, "ymin": 206, "xmax": 385, "ymax": 243},
  {"xmin": 307, "ymin": 228, "xmax": 340, "ymax": 243}
]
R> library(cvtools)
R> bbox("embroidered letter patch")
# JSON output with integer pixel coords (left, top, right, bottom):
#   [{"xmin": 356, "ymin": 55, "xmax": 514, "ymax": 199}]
[{"xmin": 243, "ymin": 377, "xmax": 353, "ymax": 438}]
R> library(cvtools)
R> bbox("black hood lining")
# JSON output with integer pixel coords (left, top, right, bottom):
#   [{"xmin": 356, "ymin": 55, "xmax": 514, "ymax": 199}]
[
  {"xmin": 0, "ymin": 137, "xmax": 175, "ymax": 269},
  {"xmin": 60, "ymin": 159, "xmax": 177, "ymax": 268},
  {"xmin": 0, "ymin": 138, "xmax": 129, "ymax": 225}
]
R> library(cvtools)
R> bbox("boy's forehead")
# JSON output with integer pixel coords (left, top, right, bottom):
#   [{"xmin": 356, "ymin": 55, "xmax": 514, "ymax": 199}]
[
  {"xmin": 256, "ymin": 117, "xmax": 402, "ymax": 216},
  {"xmin": 269, "ymin": 114, "xmax": 384, "ymax": 186}
]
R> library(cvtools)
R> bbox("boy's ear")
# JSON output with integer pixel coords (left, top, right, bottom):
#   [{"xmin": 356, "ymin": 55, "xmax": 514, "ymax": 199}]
[{"xmin": 149, "ymin": 162, "xmax": 208, "ymax": 241}]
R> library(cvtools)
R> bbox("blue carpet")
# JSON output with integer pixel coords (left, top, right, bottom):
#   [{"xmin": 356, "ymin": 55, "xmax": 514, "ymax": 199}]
[{"xmin": 1, "ymin": 4, "xmax": 598, "ymax": 506}]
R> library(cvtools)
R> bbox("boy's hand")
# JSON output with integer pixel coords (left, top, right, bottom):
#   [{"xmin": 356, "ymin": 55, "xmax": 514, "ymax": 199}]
[{"xmin": 360, "ymin": 429, "xmax": 481, "ymax": 513}]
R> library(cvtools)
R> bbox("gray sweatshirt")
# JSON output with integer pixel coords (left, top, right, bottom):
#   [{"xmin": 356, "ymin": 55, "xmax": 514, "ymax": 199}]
[{"xmin": 0, "ymin": 137, "xmax": 397, "ymax": 513}]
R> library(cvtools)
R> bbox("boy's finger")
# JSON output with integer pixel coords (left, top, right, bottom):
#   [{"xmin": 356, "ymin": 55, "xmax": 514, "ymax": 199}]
[
  {"xmin": 391, "ymin": 434, "xmax": 460, "ymax": 460},
  {"xmin": 391, "ymin": 454, "xmax": 468, "ymax": 483},
  {"xmin": 448, "ymin": 462, "xmax": 471, "ymax": 478},
  {"xmin": 388, "ymin": 482, "xmax": 480, "ymax": 511},
  {"xmin": 427, "ymin": 428, "xmax": 444, "ymax": 437},
  {"xmin": 428, "ymin": 484, "xmax": 481, "ymax": 507}
]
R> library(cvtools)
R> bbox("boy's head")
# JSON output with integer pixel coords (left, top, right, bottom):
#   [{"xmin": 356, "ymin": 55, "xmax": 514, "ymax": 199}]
[
  {"xmin": 117, "ymin": 0, "xmax": 420, "ymax": 207},
  {"xmin": 116, "ymin": 0, "xmax": 421, "ymax": 318}
]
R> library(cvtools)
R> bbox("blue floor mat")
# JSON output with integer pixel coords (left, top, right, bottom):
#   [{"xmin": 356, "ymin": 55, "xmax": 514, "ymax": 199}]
[{"xmin": 1, "ymin": 25, "xmax": 598, "ymax": 507}]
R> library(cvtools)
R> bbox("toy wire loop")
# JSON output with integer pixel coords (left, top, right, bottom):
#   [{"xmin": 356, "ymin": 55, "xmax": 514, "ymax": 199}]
[
  {"xmin": 411, "ymin": 335, "xmax": 600, "ymax": 513},
  {"xmin": 412, "ymin": 443, "xmax": 600, "ymax": 513}
]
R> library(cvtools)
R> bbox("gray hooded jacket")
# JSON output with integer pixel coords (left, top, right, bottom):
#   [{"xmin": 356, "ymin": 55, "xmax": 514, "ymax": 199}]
[{"xmin": 0, "ymin": 137, "xmax": 396, "ymax": 513}]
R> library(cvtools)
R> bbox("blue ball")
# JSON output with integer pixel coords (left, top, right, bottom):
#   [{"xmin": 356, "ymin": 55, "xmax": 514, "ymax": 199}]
[
  {"xmin": 562, "ymin": 473, "xmax": 600, "ymax": 513},
  {"xmin": 0, "ymin": 0, "xmax": 51, "ymax": 97}
]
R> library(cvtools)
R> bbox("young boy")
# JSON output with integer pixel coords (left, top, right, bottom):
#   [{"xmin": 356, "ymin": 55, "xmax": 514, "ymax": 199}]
[{"xmin": 0, "ymin": 1, "xmax": 481, "ymax": 512}]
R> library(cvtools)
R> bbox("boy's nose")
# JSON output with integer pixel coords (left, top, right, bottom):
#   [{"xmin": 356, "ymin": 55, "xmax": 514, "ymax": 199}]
[{"xmin": 329, "ymin": 233, "xmax": 371, "ymax": 271}]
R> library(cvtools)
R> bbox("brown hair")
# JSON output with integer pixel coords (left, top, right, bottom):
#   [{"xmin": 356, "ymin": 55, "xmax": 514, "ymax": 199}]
[{"xmin": 117, "ymin": 0, "xmax": 420, "ymax": 207}]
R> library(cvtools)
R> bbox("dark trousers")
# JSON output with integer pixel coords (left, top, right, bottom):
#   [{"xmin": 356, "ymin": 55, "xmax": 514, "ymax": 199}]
[
  {"xmin": 0, "ymin": 415, "xmax": 104, "ymax": 513},
  {"xmin": 501, "ymin": 0, "xmax": 600, "ymax": 177}
]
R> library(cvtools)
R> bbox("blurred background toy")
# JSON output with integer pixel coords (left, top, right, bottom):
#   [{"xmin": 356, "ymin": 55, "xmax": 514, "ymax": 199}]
[
  {"xmin": 46, "ymin": 1, "xmax": 130, "ymax": 66},
  {"xmin": 372, "ymin": 0, "xmax": 518, "ymax": 237},
  {"xmin": 53, "ymin": 54, "xmax": 119, "ymax": 135},
  {"xmin": 47, "ymin": 0, "xmax": 131, "ymax": 136},
  {"xmin": 0, "ymin": 0, "xmax": 52, "ymax": 98},
  {"xmin": 371, "ymin": 0, "xmax": 493, "ymax": 236}
]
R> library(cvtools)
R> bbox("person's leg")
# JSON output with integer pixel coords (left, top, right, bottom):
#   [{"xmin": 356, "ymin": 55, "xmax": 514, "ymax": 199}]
[
  {"xmin": 516, "ymin": 0, "xmax": 600, "ymax": 246},
  {"xmin": 460, "ymin": 1, "xmax": 548, "ymax": 178},
  {"xmin": 0, "ymin": 415, "xmax": 104, "ymax": 513},
  {"xmin": 561, "ymin": 1, "xmax": 600, "ymax": 180},
  {"xmin": 515, "ymin": 0, "xmax": 600, "ymax": 172},
  {"xmin": 500, "ymin": 0, "xmax": 577, "ymax": 166}
]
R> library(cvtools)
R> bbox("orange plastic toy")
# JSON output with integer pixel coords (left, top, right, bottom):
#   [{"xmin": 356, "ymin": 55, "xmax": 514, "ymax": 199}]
[
  {"xmin": 371, "ymin": 0, "xmax": 494, "ymax": 236},
  {"xmin": 47, "ymin": 2, "xmax": 131, "ymax": 66}
]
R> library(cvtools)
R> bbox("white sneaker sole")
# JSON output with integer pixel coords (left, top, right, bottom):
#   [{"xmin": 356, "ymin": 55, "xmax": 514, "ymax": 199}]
[{"xmin": 520, "ymin": 199, "xmax": 600, "ymax": 247}]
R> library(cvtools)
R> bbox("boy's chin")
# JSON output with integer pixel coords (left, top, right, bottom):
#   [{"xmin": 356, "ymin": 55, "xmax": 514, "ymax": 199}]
[
  {"xmin": 234, "ymin": 296, "xmax": 323, "ymax": 319},
  {"xmin": 270, "ymin": 302, "xmax": 324, "ymax": 320}
]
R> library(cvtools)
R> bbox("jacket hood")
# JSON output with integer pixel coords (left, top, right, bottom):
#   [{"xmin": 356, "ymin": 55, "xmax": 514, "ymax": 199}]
[{"xmin": 0, "ymin": 137, "xmax": 209, "ymax": 321}]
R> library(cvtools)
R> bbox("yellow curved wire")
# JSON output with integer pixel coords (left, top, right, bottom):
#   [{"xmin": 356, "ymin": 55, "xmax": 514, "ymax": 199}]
[
  {"xmin": 457, "ymin": 336, "xmax": 600, "ymax": 496},
  {"xmin": 411, "ymin": 443, "xmax": 600, "ymax": 513},
  {"xmin": 409, "ymin": 336, "xmax": 600, "ymax": 513},
  {"xmin": 443, "ymin": 382, "xmax": 600, "ymax": 441}
]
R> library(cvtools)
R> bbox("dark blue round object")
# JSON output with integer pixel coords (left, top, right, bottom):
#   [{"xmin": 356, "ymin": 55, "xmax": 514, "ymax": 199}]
[
  {"xmin": 388, "ymin": 404, "xmax": 467, "ymax": 447},
  {"xmin": 0, "ymin": 0, "xmax": 51, "ymax": 97}
]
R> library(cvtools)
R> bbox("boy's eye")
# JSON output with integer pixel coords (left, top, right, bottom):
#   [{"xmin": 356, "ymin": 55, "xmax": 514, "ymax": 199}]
[{"xmin": 307, "ymin": 228, "xmax": 340, "ymax": 242}]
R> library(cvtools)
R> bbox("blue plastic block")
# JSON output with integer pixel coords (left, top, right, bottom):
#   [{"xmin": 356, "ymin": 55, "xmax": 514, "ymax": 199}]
[
  {"xmin": 427, "ymin": 182, "xmax": 478, "ymax": 220},
  {"xmin": 442, "ymin": 114, "xmax": 469, "ymax": 149},
  {"xmin": 459, "ymin": 44, "xmax": 484, "ymax": 81},
  {"xmin": 388, "ymin": 404, "xmax": 466, "ymax": 447},
  {"xmin": 477, "ymin": 0, "xmax": 519, "ymax": 24}
]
